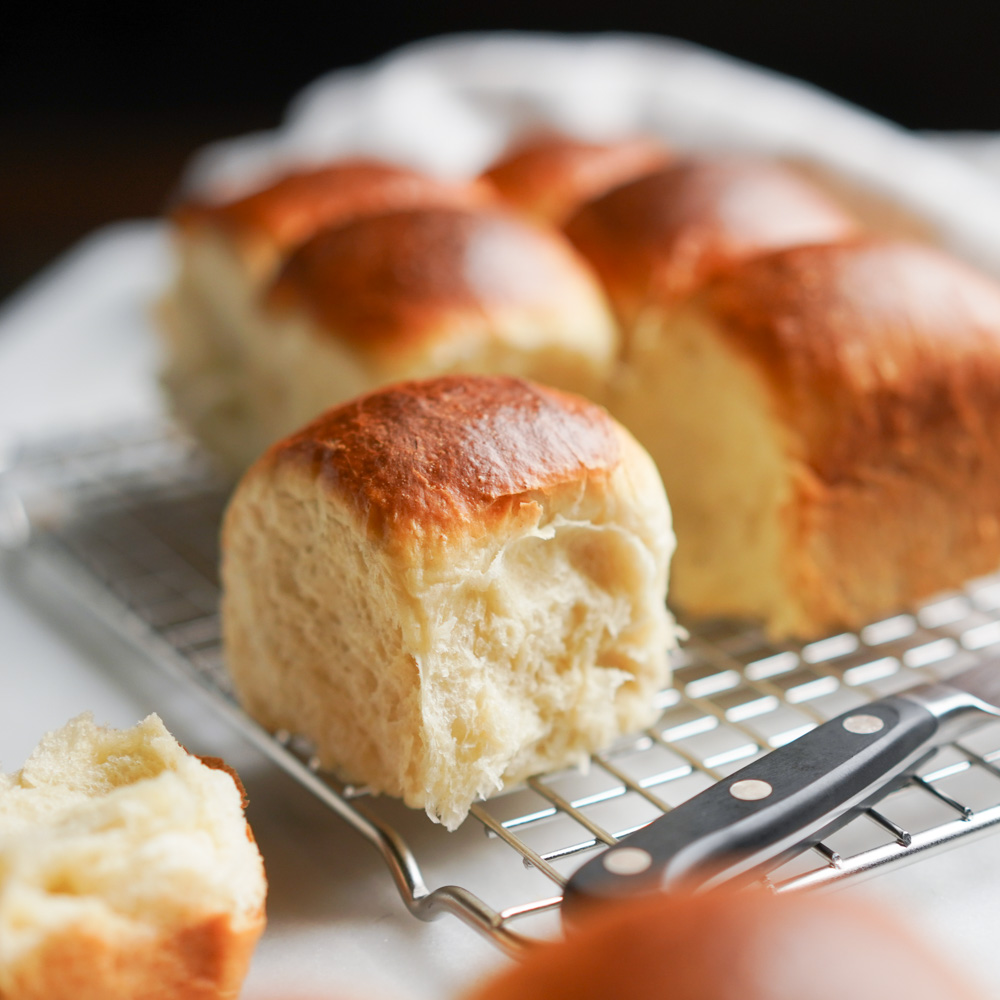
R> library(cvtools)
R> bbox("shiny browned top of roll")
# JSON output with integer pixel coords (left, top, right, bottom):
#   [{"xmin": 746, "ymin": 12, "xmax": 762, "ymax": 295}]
[
  {"xmin": 565, "ymin": 156, "xmax": 860, "ymax": 324},
  {"xmin": 269, "ymin": 375, "xmax": 621, "ymax": 536},
  {"xmin": 482, "ymin": 135, "xmax": 671, "ymax": 224},
  {"xmin": 704, "ymin": 240, "xmax": 1000, "ymax": 479},
  {"xmin": 267, "ymin": 206, "xmax": 605, "ymax": 356},
  {"xmin": 175, "ymin": 158, "xmax": 491, "ymax": 256}
]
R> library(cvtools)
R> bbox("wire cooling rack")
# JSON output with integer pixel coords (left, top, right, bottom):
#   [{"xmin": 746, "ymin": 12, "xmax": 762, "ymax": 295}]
[{"xmin": 3, "ymin": 422, "xmax": 1000, "ymax": 953}]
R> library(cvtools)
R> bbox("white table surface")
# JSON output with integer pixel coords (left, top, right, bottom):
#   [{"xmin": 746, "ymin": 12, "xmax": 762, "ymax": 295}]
[{"xmin": 2, "ymin": 196, "xmax": 1000, "ymax": 999}]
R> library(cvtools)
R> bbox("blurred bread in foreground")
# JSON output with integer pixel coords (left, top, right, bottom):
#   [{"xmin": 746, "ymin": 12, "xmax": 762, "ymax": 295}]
[
  {"xmin": 221, "ymin": 375, "xmax": 675, "ymax": 829},
  {"xmin": 465, "ymin": 888, "xmax": 984, "ymax": 1000},
  {"xmin": 0, "ymin": 714, "xmax": 266, "ymax": 1000},
  {"xmin": 482, "ymin": 134, "xmax": 671, "ymax": 224},
  {"xmin": 614, "ymin": 239, "xmax": 1000, "ymax": 637}
]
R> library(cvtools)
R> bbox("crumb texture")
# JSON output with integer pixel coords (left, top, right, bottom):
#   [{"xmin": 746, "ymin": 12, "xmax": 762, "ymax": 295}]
[{"xmin": 0, "ymin": 714, "xmax": 266, "ymax": 1000}]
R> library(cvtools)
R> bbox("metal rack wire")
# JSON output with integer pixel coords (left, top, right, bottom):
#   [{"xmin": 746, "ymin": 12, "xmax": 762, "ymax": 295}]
[{"xmin": 3, "ymin": 422, "xmax": 1000, "ymax": 954}]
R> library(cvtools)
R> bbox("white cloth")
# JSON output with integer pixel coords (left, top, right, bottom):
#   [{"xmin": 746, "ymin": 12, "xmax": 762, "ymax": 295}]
[{"xmin": 2, "ymin": 33, "xmax": 1000, "ymax": 999}]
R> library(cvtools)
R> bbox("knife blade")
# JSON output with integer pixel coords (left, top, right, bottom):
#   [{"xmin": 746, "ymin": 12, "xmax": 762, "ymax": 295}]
[{"xmin": 562, "ymin": 660, "xmax": 1000, "ymax": 914}]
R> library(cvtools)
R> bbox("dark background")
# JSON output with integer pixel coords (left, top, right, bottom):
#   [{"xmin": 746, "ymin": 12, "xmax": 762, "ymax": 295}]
[{"xmin": 3, "ymin": 2, "xmax": 998, "ymax": 300}]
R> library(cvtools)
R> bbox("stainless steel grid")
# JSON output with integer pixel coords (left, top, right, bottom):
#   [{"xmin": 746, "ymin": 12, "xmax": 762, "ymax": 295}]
[{"xmin": 4, "ymin": 422, "xmax": 1000, "ymax": 953}]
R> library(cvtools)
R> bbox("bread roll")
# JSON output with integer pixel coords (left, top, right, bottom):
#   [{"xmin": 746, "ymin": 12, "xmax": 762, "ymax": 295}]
[
  {"xmin": 159, "ymin": 160, "xmax": 492, "ymax": 470},
  {"xmin": 564, "ymin": 155, "xmax": 860, "ymax": 331},
  {"xmin": 614, "ymin": 239, "xmax": 1000, "ymax": 637},
  {"xmin": 221, "ymin": 375, "xmax": 675, "ymax": 829},
  {"xmin": 199, "ymin": 205, "xmax": 618, "ymax": 470},
  {"xmin": 464, "ymin": 888, "xmax": 984, "ymax": 1000},
  {"xmin": 482, "ymin": 135, "xmax": 670, "ymax": 224},
  {"xmin": 0, "ymin": 714, "xmax": 266, "ymax": 1000}
]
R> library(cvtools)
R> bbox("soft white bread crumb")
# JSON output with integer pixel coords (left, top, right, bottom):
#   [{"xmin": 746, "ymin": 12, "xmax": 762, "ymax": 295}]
[
  {"xmin": 221, "ymin": 375, "xmax": 676, "ymax": 829},
  {"xmin": 0, "ymin": 714, "xmax": 266, "ymax": 1000}
]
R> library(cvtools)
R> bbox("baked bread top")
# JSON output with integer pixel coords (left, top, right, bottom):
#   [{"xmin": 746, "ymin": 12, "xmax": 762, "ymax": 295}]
[
  {"xmin": 482, "ymin": 134, "xmax": 671, "ymax": 223},
  {"xmin": 701, "ymin": 239, "xmax": 1000, "ymax": 478},
  {"xmin": 174, "ymin": 159, "xmax": 491, "ymax": 276},
  {"xmin": 265, "ymin": 373, "xmax": 623, "ymax": 540},
  {"xmin": 265, "ymin": 206, "xmax": 614, "ymax": 365},
  {"xmin": 565, "ymin": 155, "xmax": 860, "ymax": 325}
]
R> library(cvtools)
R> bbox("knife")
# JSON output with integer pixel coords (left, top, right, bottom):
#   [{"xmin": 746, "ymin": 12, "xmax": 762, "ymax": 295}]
[{"xmin": 562, "ymin": 661, "xmax": 1000, "ymax": 914}]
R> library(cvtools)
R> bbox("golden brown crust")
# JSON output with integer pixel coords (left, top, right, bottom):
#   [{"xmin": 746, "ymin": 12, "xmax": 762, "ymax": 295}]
[
  {"xmin": 564, "ymin": 155, "xmax": 859, "ymax": 324},
  {"xmin": 173, "ymin": 158, "xmax": 491, "ymax": 257},
  {"xmin": 482, "ymin": 134, "xmax": 671, "ymax": 224},
  {"xmin": 268, "ymin": 374, "xmax": 621, "ymax": 537},
  {"xmin": 706, "ymin": 240, "xmax": 1000, "ymax": 478},
  {"xmin": 266, "ymin": 206, "xmax": 603, "ymax": 356},
  {"xmin": 2, "ymin": 909, "xmax": 265, "ymax": 1000},
  {"xmin": 703, "ymin": 240, "xmax": 1000, "ymax": 628},
  {"xmin": 195, "ymin": 756, "xmax": 250, "ymax": 811}
]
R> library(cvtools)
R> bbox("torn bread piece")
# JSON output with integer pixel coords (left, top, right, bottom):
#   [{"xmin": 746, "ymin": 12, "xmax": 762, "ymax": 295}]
[
  {"xmin": 0, "ymin": 713, "xmax": 266, "ymax": 1000},
  {"xmin": 221, "ymin": 374, "xmax": 676, "ymax": 829}
]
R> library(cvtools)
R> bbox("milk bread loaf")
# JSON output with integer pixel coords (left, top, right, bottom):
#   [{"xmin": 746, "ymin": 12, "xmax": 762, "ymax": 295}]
[
  {"xmin": 164, "ymin": 146, "xmax": 1000, "ymax": 639},
  {"xmin": 613, "ymin": 239, "xmax": 1000, "ymax": 637},
  {"xmin": 0, "ymin": 714, "xmax": 266, "ymax": 1000},
  {"xmin": 221, "ymin": 375, "xmax": 675, "ymax": 828}
]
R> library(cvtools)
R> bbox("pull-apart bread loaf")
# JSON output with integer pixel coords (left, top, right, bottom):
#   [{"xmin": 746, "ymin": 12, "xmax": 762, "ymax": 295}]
[
  {"xmin": 564, "ymin": 155, "xmax": 860, "ymax": 333},
  {"xmin": 159, "ymin": 160, "xmax": 495, "ymax": 468},
  {"xmin": 481, "ymin": 134, "xmax": 671, "ymax": 224},
  {"xmin": 621, "ymin": 240, "xmax": 1000, "ymax": 638},
  {"xmin": 0, "ymin": 714, "xmax": 266, "ymax": 1000},
  {"xmin": 221, "ymin": 375, "xmax": 675, "ymax": 829}
]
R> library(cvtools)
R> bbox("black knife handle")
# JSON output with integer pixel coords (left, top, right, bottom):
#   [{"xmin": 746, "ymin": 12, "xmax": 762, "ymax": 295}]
[{"xmin": 562, "ymin": 696, "xmax": 938, "ymax": 915}]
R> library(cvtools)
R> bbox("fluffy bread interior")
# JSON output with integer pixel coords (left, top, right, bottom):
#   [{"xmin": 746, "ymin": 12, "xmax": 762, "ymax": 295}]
[
  {"xmin": 610, "ymin": 306, "xmax": 797, "ymax": 632},
  {"xmin": 0, "ymin": 714, "xmax": 266, "ymax": 996},
  {"xmin": 222, "ymin": 428, "xmax": 674, "ymax": 829}
]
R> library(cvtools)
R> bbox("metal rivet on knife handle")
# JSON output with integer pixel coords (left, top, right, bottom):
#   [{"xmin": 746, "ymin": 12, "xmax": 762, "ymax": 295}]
[
  {"xmin": 843, "ymin": 714, "xmax": 885, "ymax": 734},
  {"xmin": 602, "ymin": 847, "xmax": 653, "ymax": 875},
  {"xmin": 729, "ymin": 778, "xmax": 773, "ymax": 801}
]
